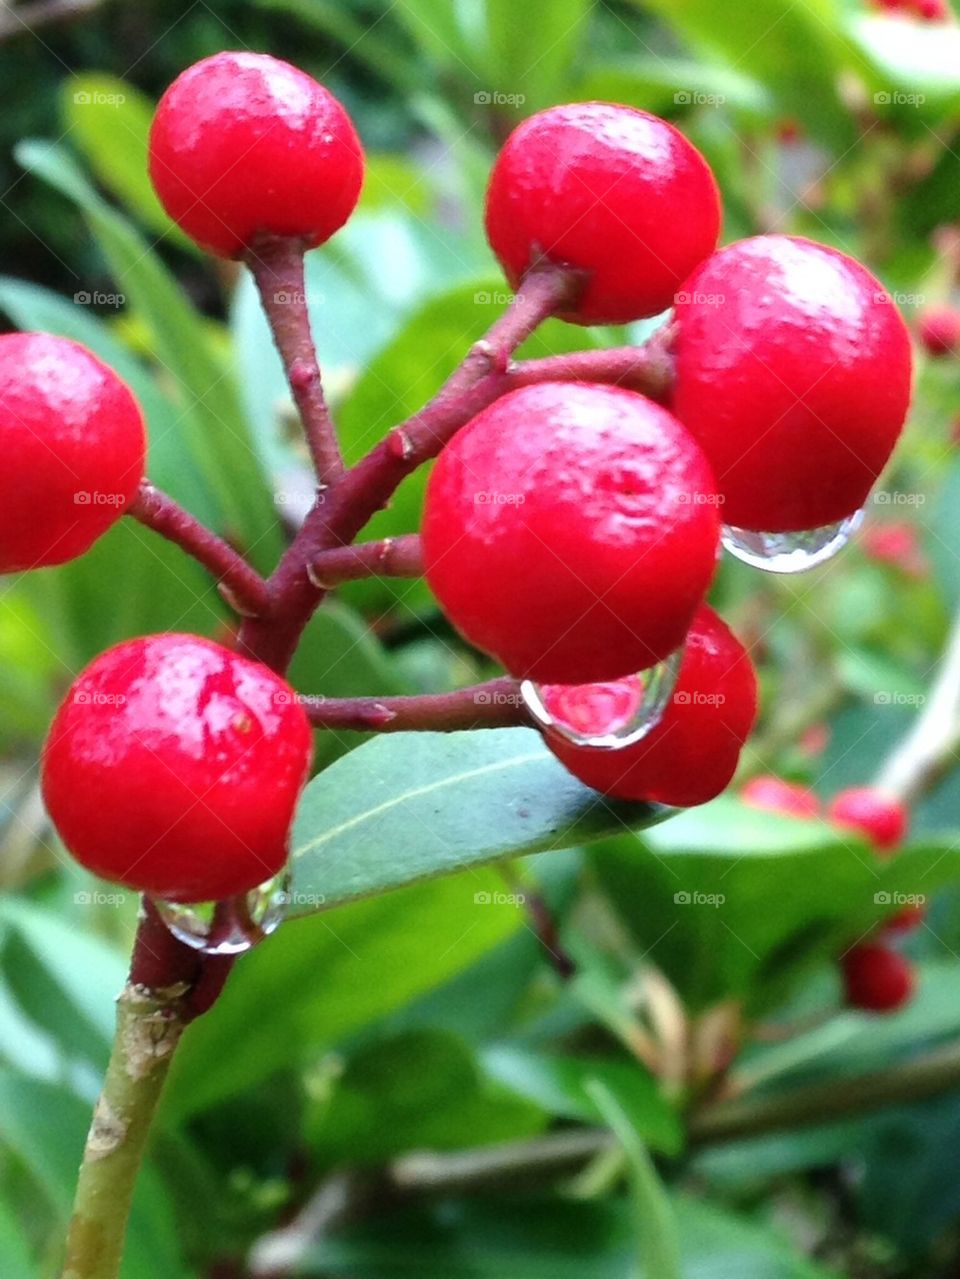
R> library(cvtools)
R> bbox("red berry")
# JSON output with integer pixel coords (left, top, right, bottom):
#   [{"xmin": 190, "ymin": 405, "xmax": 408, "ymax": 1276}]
[
  {"xmin": 0, "ymin": 333, "xmax": 145, "ymax": 573},
  {"xmin": 149, "ymin": 52, "xmax": 364, "ymax": 258},
  {"xmin": 42, "ymin": 634, "xmax": 313, "ymax": 902},
  {"xmin": 540, "ymin": 605, "xmax": 757, "ymax": 806},
  {"xmin": 885, "ymin": 904, "xmax": 926, "ymax": 933},
  {"xmin": 422, "ymin": 382, "xmax": 720, "ymax": 684},
  {"xmin": 827, "ymin": 786, "xmax": 908, "ymax": 853},
  {"xmin": 862, "ymin": 521, "xmax": 926, "ymax": 577},
  {"xmin": 915, "ymin": 0, "xmax": 950, "ymax": 19},
  {"xmin": 841, "ymin": 944, "xmax": 914, "ymax": 1012},
  {"xmin": 917, "ymin": 305, "xmax": 960, "ymax": 355},
  {"xmin": 741, "ymin": 775, "xmax": 821, "ymax": 819},
  {"xmin": 485, "ymin": 102, "xmax": 721, "ymax": 325},
  {"xmin": 671, "ymin": 235, "xmax": 912, "ymax": 532}
]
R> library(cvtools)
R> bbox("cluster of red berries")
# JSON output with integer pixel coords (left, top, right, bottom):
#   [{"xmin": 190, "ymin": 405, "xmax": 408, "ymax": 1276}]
[
  {"xmin": 871, "ymin": 0, "xmax": 952, "ymax": 20},
  {"xmin": 743, "ymin": 778, "xmax": 917, "ymax": 1012},
  {"xmin": 0, "ymin": 52, "xmax": 913, "ymax": 902}
]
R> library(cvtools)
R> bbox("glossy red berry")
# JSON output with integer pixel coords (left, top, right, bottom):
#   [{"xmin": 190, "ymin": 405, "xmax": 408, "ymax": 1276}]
[
  {"xmin": 485, "ymin": 102, "xmax": 721, "ymax": 326},
  {"xmin": 827, "ymin": 787, "xmax": 908, "ymax": 853},
  {"xmin": 422, "ymin": 382, "xmax": 720, "ymax": 684},
  {"xmin": 42, "ymin": 634, "xmax": 313, "ymax": 902},
  {"xmin": 917, "ymin": 305, "xmax": 960, "ymax": 355},
  {"xmin": 741, "ymin": 775, "xmax": 821, "ymax": 819},
  {"xmin": 0, "ymin": 333, "xmax": 145, "ymax": 574},
  {"xmin": 671, "ymin": 235, "xmax": 912, "ymax": 532},
  {"xmin": 149, "ymin": 52, "xmax": 364, "ymax": 258},
  {"xmin": 841, "ymin": 944, "xmax": 914, "ymax": 1012},
  {"xmin": 539, "ymin": 605, "xmax": 757, "ymax": 806}
]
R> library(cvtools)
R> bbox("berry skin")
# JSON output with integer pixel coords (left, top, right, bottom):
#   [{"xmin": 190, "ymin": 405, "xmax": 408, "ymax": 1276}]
[
  {"xmin": 539, "ymin": 605, "xmax": 757, "ymax": 807},
  {"xmin": 422, "ymin": 382, "xmax": 721, "ymax": 684},
  {"xmin": 149, "ymin": 52, "xmax": 364, "ymax": 258},
  {"xmin": 741, "ymin": 775, "xmax": 821, "ymax": 819},
  {"xmin": 0, "ymin": 333, "xmax": 145, "ymax": 574},
  {"xmin": 841, "ymin": 944, "xmax": 914, "ymax": 1012},
  {"xmin": 827, "ymin": 787, "xmax": 908, "ymax": 854},
  {"xmin": 42, "ymin": 635, "xmax": 313, "ymax": 902},
  {"xmin": 917, "ymin": 305, "xmax": 960, "ymax": 356},
  {"xmin": 485, "ymin": 102, "xmax": 721, "ymax": 326},
  {"xmin": 671, "ymin": 235, "xmax": 912, "ymax": 532}
]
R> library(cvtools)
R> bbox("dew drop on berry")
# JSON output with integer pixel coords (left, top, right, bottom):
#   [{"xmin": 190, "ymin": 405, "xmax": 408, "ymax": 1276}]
[
  {"xmin": 152, "ymin": 868, "xmax": 291, "ymax": 955},
  {"xmin": 721, "ymin": 509, "xmax": 864, "ymax": 574},
  {"xmin": 521, "ymin": 647, "xmax": 683, "ymax": 750}
]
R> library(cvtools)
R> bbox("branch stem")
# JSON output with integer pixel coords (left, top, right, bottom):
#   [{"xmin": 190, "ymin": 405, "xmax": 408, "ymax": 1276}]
[
  {"xmin": 303, "ymin": 678, "xmax": 526, "ymax": 733},
  {"xmin": 245, "ymin": 236, "xmax": 344, "ymax": 484},
  {"xmin": 128, "ymin": 483, "xmax": 271, "ymax": 619},
  {"xmin": 306, "ymin": 534, "xmax": 423, "ymax": 588}
]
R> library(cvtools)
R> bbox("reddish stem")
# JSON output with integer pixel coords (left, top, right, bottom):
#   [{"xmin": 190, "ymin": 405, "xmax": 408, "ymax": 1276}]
[
  {"xmin": 128, "ymin": 483, "xmax": 271, "ymax": 619},
  {"xmin": 302, "ymin": 678, "xmax": 527, "ymax": 733},
  {"xmin": 307, "ymin": 533, "xmax": 424, "ymax": 587},
  {"xmin": 245, "ymin": 235, "xmax": 344, "ymax": 484}
]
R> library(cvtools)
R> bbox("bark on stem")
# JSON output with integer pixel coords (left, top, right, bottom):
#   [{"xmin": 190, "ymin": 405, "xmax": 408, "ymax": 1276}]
[
  {"xmin": 60, "ymin": 981, "xmax": 188, "ymax": 1279},
  {"xmin": 128, "ymin": 482, "xmax": 271, "ymax": 619},
  {"xmin": 306, "ymin": 533, "xmax": 424, "ymax": 587},
  {"xmin": 303, "ymin": 678, "xmax": 526, "ymax": 733},
  {"xmin": 245, "ymin": 236, "xmax": 344, "ymax": 484}
]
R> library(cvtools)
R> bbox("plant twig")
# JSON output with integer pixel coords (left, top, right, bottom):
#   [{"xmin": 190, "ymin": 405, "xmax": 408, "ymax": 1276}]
[
  {"xmin": 128, "ymin": 482, "xmax": 271, "ymax": 619},
  {"xmin": 0, "ymin": 0, "xmax": 102, "ymax": 39},
  {"xmin": 302, "ymin": 678, "xmax": 526, "ymax": 733},
  {"xmin": 874, "ymin": 605, "xmax": 960, "ymax": 804},
  {"xmin": 245, "ymin": 236, "xmax": 344, "ymax": 485},
  {"xmin": 306, "ymin": 534, "xmax": 423, "ymax": 587}
]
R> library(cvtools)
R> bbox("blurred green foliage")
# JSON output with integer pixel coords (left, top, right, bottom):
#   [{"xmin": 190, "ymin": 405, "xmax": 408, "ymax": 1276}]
[{"xmin": 3, "ymin": 0, "xmax": 960, "ymax": 1276}]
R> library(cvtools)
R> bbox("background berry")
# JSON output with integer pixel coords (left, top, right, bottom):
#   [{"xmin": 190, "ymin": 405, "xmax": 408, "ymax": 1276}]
[
  {"xmin": 917, "ymin": 305, "xmax": 960, "ymax": 356},
  {"xmin": 42, "ymin": 634, "xmax": 313, "ymax": 902},
  {"xmin": 827, "ymin": 786, "xmax": 908, "ymax": 853},
  {"xmin": 541, "ymin": 605, "xmax": 757, "ymax": 807},
  {"xmin": 485, "ymin": 102, "xmax": 721, "ymax": 326},
  {"xmin": 742, "ymin": 775, "xmax": 821, "ymax": 819},
  {"xmin": 841, "ymin": 943, "xmax": 914, "ymax": 1012},
  {"xmin": 149, "ymin": 51, "xmax": 364, "ymax": 258},
  {"xmin": 671, "ymin": 235, "xmax": 912, "ymax": 532},
  {"xmin": 0, "ymin": 333, "xmax": 145, "ymax": 573},
  {"xmin": 422, "ymin": 382, "xmax": 720, "ymax": 684}
]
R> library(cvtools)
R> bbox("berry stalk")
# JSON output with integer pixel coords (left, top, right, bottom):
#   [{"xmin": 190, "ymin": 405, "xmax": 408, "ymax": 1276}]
[
  {"xmin": 302, "ymin": 678, "xmax": 526, "ymax": 732},
  {"xmin": 246, "ymin": 235, "xmax": 345, "ymax": 484},
  {"xmin": 128, "ymin": 482, "xmax": 271, "ymax": 618}
]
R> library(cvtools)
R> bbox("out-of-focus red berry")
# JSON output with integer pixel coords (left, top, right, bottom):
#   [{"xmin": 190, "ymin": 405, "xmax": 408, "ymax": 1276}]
[
  {"xmin": 862, "ymin": 521, "xmax": 927, "ymax": 578},
  {"xmin": 485, "ymin": 102, "xmax": 721, "ymax": 325},
  {"xmin": 917, "ymin": 305, "xmax": 960, "ymax": 356},
  {"xmin": 884, "ymin": 904, "xmax": 926, "ymax": 933},
  {"xmin": 741, "ymin": 775, "xmax": 821, "ymax": 819},
  {"xmin": 827, "ymin": 787, "xmax": 908, "ymax": 854},
  {"xmin": 841, "ymin": 944, "xmax": 914, "ymax": 1012}
]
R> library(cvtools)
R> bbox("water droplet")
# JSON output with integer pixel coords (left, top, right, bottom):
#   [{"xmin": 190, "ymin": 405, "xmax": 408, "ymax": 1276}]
[
  {"xmin": 153, "ymin": 870, "xmax": 290, "ymax": 956},
  {"xmin": 522, "ymin": 647, "xmax": 683, "ymax": 750},
  {"xmin": 721, "ymin": 509, "xmax": 864, "ymax": 574}
]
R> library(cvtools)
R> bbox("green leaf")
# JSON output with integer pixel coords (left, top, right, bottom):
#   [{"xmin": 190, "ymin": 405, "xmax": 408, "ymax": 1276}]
[
  {"xmin": 16, "ymin": 139, "xmax": 280, "ymax": 570},
  {"xmin": 587, "ymin": 1077, "xmax": 681, "ymax": 1279},
  {"xmin": 289, "ymin": 728, "xmax": 663, "ymax": 914},
  {"xmin": 574, "ymin": 58, "xmax": 772, "ymax": 116},
  {"xmin": 484, "ymin": 0, "xmax": 591, "ymax": 112},
  {"xmin": 61, "ymin": 75, "xmax": 193, "ymax": 247},
  {"xmin": 625, "ymin": 0, "xmax": 854, "ymax": 147},
  {"xmin": 592, "ymin": 798, "xmax": 960, "ymax": 1011},
  {"xmin": 849, "ymin": 14, "xmax": 960, "ymax": 103},
  {"xmin": 0, "ymin": 1194, "xmax": 32, "ymax": 1279},
  {"xmin": 307, "ymin": 1030, "xmax": 546, "ymax": 1167},
  {"xmin": 164, "ymin": 870, "xmax": 524, "ymax": 1119},
  {"xmin": 483, "ymin": 1046, "xmax": 682, "ymax": 1156}
]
